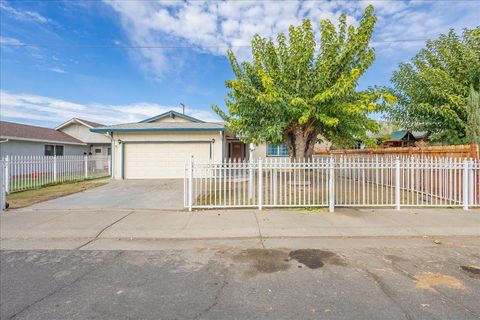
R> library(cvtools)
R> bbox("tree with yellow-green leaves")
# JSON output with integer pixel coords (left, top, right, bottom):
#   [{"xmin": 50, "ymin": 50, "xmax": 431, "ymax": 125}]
[
  {"xmin": 212, "ymin": 5, "xmax": 393, "ymax": 159},
  {"xmin": 388, "ymin": 28, "xmax": 480, "ymax": 145}
]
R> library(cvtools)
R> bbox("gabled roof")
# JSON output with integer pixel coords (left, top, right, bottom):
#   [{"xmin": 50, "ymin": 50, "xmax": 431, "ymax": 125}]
[
  {"xmin": 390, "ymin": 130, "xmax": 409, "ymax": 140},
  {"xmin": 91, "ymin": 121, "xmax": 225, "ymax": 133},
  {"xmin": 0, "ymin": 121, "xmax": 85, "ymax": 145},
  {"xmin": 55, "ymin": 118, "xmax": 105, "ymax": 130},
  {"xmin": 140, "ymin": 110, "xmax": 205, "ymax": 123}
]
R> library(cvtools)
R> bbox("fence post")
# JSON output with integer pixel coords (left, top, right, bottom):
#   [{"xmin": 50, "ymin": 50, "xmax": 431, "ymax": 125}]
[
  {"xmin": 248, "ymin": 157, "xmax": 253, "ymax": 201},
  {"xmin": 273, "ymin": 161, "xmax": 277, "ymax": 206},
  {"xmin": 4, "ymin": 155, "xmax": 9, "ymax": 194},
  {"xmin": 84, "ymin": 155, "xmax": 88, "ymax": 179},
  {"xmin": 395, "ymin": 158, "xmax": 400, "ymax": 210},
  {"xmin": 188, "ymin": 156, "xmax": 193, "ymax": 211},
  {"xmin": 463, "ymin": 158, "xmax": 469, "ymax": 210},
  {"xmin": 258, "ymin": 158, "xmax": 263, "ymax": 210},
  {"xmin": 469, "ymin": 159, "xmax": 474, "ymax": 206},
  {"xmin": 328, "ymin": 157, "xmax": 334, "ymax": 213},
  {"xmin": 0, "ymin": 160, "xmax": 4, "ymax": 211},
  {"xmin": 53, "ymin": 155, "xmax": 57, "ymax": 182}
]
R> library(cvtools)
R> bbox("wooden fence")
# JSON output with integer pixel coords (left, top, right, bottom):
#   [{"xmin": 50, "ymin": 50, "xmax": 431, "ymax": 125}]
[{"xmin": 315, "ymin": 144, "xmax": 478, "ymax": 159}]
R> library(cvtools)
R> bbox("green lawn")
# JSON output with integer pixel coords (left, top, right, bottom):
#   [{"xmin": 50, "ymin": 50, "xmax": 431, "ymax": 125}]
[{"xmin": 6, "ymin": 178, "xmax": 109, "ymax": 209}]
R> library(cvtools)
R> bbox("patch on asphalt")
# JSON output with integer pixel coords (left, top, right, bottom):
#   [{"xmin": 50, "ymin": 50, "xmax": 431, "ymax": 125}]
[
  {"xmin": 232, "ymin": 249, "xmax": 290, "ymax": 275},
  {"xmin": 288, "ymin": 249, "xmax": 346, "ymax": 269},
  {"xmin": 460, "ymin": 265, "xmax": 480, "ymax": 279},
  {"xmin": 415, "ymin": 272, "xmax": 465, "ymax": 290},
  {"xmin": 231, "ymin": 249, "xmax": 346, "ymax": 276}
]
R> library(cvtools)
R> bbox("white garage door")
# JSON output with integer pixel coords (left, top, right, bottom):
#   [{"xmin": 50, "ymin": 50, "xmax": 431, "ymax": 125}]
[{"xmin": 124, "ymin": 142, "xmax": 210, "ymax": 179}]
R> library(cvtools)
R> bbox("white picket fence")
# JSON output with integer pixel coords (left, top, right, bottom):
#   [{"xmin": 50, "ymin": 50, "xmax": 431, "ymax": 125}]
[
  {"xmin": 184, "ymin": 156, "xmax": 480, "ymax": 211},
  {"xmin": 2, "ymin": 155, "xmax": 111, "ymax": 193}
]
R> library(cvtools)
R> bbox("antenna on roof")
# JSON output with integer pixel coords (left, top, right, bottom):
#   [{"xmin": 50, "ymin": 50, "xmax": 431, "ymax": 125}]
[{"xmin": 180, "ymin": 103, "xmax": 185, "ymax": 115}]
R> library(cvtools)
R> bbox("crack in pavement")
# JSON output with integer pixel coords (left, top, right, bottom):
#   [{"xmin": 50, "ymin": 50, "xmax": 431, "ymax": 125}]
[
  {"xmin": 370, "ymin": 248, "xmax": 480, "ymax": 319},
  {"xmin": 7, "ymin": 251, "xmax": 125, "ymax": 320},
  {"xmin": 363, "ymin": 268, "xmax": 414, "ymax": 320},
  {"xmin": 76, "ymin": 210, "xmax": 135, "ymax": 249},
  {"xmin": 253, "ymin": 212, "xmax": 265, "ymax": 249},
  {"xmin": 347, "ymin": 255, "xmax": 414, "ymax": 320},
  {"xmin": 192, "ymin": 266, "xmax": 228, "ymax": 320}
]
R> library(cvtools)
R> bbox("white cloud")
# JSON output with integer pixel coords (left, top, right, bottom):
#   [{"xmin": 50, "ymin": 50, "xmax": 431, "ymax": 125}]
[
  {"xmin": 0, "ymin": 2, "xmax": 50, "ymax": 24},
  {"xmin": 48, "ymin": 67, "xmax": 67, "ymax": 74},
  {"xmin": 0, "ymin": 36, "xmax": 23, "ymax": 46},
  {"xmin": 104, "ymin": 0, "xmax": 480, "ymax": 76},
  {"xmin": 0, "ymin": 91, "xmax": 220, "ymax": 126}
]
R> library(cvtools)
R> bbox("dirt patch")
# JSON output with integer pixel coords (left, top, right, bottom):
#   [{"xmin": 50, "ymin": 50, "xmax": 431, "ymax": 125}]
[
  {"xmin": 460, "ymin": 265, "xmax": 480, "ymax": 279},
  {"xmin": 288, "ymin": 249, "xmax": 347, "ymax": 269},
  {"xmin": 232, "ymin": 249, "xmax": 290, "ymax": 274},
  {"xmin": 415, "ymin": 272, "xmax": 465, "ymax": 290}
]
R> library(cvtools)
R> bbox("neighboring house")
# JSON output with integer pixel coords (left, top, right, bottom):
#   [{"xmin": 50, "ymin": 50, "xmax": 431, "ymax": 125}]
[
  {"xmin": 91, "ymin": 110, "xmax": 331, "ymax": 179},
  {"xmin": 0, "ymin": 121, "xmax": 87, "ymax": 157},
  {"xmin": 379, "ymin": 130, "xmax": 428, "ymax": 148},
  {"xmin": 0, "ymin": 118, "xmax": 110, "ymax": 157},
  {"xmin": 55, "ymin": 118, "xmax": 111, "ymax": 156}
]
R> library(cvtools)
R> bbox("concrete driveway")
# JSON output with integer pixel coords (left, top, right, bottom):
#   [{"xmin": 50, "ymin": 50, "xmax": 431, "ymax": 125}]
[{"xmin": 28, "ymin": 179, "xmax": 184, "ymax": 210}]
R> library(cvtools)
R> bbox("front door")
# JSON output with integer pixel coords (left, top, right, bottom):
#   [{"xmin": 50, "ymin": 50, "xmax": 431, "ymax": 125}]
[{"xmin": 230, "ymin": 142, "xmax": 243, "ymax": 159}]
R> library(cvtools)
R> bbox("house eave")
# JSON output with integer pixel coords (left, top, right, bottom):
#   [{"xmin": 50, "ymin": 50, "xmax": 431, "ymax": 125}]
[
  {"xmin": 0, "ymin": 136, "xmax": 87, "ymax": 145},
  {"xmin": 139, "ymin": 111, "xmax": 205, "ymax": 123}
]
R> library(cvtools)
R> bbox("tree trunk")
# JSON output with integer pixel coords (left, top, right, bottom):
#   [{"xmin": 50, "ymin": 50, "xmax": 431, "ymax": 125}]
[{"xmin": 284, "ymin": 125, "xmax": 321, "ymax": 160}]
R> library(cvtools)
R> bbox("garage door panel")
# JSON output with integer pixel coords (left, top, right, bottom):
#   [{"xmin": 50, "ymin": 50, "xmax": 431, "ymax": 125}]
[{"xmin": 124, "ymin": 143, "xmax": 210, "ymax": 179}]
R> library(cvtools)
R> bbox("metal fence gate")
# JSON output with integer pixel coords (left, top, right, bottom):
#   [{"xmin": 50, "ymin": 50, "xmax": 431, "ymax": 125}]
[{"xmin": 184, "ymin": 156, "xmax": 480, "ymax": 211}]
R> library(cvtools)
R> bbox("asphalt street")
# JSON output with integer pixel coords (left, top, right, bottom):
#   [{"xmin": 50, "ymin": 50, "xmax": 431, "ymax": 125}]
[{"xmin": 1, "ymin": 237, "xmax": 480, "ymax": 320}]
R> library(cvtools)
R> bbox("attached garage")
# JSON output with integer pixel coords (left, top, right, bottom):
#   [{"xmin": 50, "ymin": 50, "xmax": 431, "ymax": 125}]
[
  {"xmin": 91, "ymin": 110, "xmax": 225, "ymax": 180},
  {"xmin": 123, "ymin": 142, "xmax": 212, "ymax": 179}
]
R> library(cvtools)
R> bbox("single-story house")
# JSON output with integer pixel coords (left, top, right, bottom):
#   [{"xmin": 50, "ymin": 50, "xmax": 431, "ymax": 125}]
[
  {"xmin": 55, "ymin": 118, "xmax": 111, "ymax": 156},
  {"xmin": 91, "ymin": 110, "xmax": 328, "ymax": 179},
  {"xmin": 0, "ymin": 118, "xmax": 110, "ymax": 157}
]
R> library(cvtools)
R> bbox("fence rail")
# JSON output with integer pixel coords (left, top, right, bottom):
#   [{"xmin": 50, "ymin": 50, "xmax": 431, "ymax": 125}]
[
  {"xmin": 184, "ymin": 157, "xmax": 480, "ymax": 211},
  {"xmin": 2, "ymin": 155, "xmax": 111, "ymax": 193}
]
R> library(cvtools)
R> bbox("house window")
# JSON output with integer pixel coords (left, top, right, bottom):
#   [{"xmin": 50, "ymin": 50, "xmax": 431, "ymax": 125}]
[
  {"xmin": 55, "ymin": 145, "xmax": 64, "ymax": 156},
  {"xmin": 107, "ymin": 147, "xmax": 111, "ymax": 156},
  {"xmin": 44, "ymin": 145, "xmax": 64, "ymax": 156},
  {"xmin": 95, "ymin": 148, "xmax": 102, "ymax": 154},
  {"xmin": 267, "ymin": 143, "xmax": 288, "ymax": 157},
  {"xmin": 44, "ymin": 145, "xmax": 54, "ymax": 156}
]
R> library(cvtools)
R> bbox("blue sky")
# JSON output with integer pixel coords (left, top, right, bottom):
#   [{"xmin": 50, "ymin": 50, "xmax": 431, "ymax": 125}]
[{"xmin": 1, "ymin": 0, "xmax": 479, "ymax": 127}]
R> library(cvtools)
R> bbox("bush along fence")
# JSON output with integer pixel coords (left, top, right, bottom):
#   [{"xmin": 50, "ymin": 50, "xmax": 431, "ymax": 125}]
[
  {"xmin": 184, "ymin": 156, "xmax": 480, "ymax": 212},
  {"xmin": 2, "ymin": 155, "xmax": 111, "ymax": 193}
]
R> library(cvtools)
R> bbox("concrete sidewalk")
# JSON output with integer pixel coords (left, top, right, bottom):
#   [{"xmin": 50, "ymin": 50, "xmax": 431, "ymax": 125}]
[{"xmin": 1, "ymin": 207, "xmax": 479, "ymax": 250}]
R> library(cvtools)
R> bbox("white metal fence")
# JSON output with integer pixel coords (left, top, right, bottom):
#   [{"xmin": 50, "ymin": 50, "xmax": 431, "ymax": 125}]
[
  {"xmin": 184, "ymin": 156, "xmax": 480, "ymax": 211},
  {"xmin": 2, "ymin": 155, "xmax": 111, "ymax": 193}
]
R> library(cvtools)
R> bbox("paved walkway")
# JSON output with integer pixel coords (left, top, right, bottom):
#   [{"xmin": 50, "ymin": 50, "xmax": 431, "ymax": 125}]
[{"xmin": 1, "ymin": 207, "xmax": 479, "ymax": 250}]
